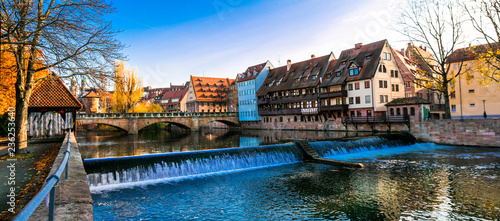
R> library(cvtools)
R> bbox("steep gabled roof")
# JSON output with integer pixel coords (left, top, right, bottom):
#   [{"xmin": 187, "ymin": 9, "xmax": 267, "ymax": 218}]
[
  {"xmin": 160, "ymin": 89, "xmax": 188, "ymax": 105},
  {"xmin": 257, "ymin": 53, "xmax": 333, "ymax": 96},
  {"xmin": 237, "ymin": 61, "xmax": 271, "ymax": 82},
  {"xmin": 190, "ymin": 76, "xmax": 234, "ymax": 102},
  {"xmin": 392, "ymin": 48, "xmax": 416, "ymax": 82},
  {"xmin": 29, "ymin": 74, "xmax": 82, "ymax": 109},
  {"xmin": 342, "ymin": 39, "xmax": 386, "ymax": 82},
  {"xmin": 82, "ymin": 90, "xmax": 100, "ymax": 98}
]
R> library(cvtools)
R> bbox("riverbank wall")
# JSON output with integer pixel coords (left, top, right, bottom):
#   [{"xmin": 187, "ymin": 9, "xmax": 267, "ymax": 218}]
[
  {"xmin": 27, "ymin": 132, "xmax": 93, "ymax": 221},
  {"xmin": 242, "ymin": 118, "xmax": 500, "ymax": 147},
  {"xmin": 412, "ymin": 119, "xmax": 500, "ymax": 147}
]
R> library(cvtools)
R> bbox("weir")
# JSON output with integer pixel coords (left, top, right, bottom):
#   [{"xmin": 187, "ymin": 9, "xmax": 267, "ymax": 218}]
[{"xmin": 84, "ymin": 135, "xmax": 415, "ymax": 190}]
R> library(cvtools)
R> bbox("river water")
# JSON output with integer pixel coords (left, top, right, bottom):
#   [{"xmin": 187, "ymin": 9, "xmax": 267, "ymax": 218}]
[{"xmin": 77, "ymin": 129, "xmax": 500, "ymax": 220}]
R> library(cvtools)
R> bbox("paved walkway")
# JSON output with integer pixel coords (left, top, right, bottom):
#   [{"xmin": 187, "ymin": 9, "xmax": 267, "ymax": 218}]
[{"xmin": 0, "ymin": 140, "xmax": 60, "ymax": 219}]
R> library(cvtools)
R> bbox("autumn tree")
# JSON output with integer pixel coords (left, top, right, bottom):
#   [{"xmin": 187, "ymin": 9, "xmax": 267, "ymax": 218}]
[
  {"xmin": 131, "ymin": 101, "xmax": 162, "ymax": 113},
  {"xmin": 112, "ymin": 61, "xmax": 144, "ymax": 113},
  {"xmin": 462, "ymin": 0, "xmax": 500, "ymax": 85},
  {"xmin": 397, "ymin": 0, "xmax": 465, "ymax": 119},
  {"xmin": 1, "ymin": 0, "xmax": 124, "ymax": 151}
]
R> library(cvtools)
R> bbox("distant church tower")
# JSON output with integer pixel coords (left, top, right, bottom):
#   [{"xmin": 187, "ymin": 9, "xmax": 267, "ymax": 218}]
[
  {"xmin": 71, "ymin": 76, "xmax": 78, "ymax": 96},
  {"xmin": 80, "ymin": 76, "xmax": 87, "ymax": 95}
]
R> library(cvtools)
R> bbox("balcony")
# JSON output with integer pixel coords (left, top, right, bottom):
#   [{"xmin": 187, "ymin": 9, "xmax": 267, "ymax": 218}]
[
  {"xmin": 301, "ymin": 108, "xmax": 318, "ymax": 115},
  {"xmin": 257, "ymin": 98, "xmax": 269, "ymax": 105},
  {"xmin": 267, "ymin": 94, "xmax": 317, "ymax": 104},
  {"xmin": 319, "ymin": 90, "xmax": 347, "ymax": 99},
  {"xmin": 258, "ymin": 108, "xmax": 301, "ymax": 116},
  {"xmin": 319, "ymin": 104, "xmax": 348, "ymax": 112}
]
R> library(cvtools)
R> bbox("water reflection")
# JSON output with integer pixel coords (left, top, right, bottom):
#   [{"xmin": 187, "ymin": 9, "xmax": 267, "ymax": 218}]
[
  {"xmin": 76, "ymin": 129, "xmax": 378, "ymax": 159},
  {"xmin": 91, "ymin": 146, "xmax": 500, "ymax": 220}
]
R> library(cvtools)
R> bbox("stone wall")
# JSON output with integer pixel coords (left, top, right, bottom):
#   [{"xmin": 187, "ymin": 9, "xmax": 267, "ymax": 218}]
[
  {"xmin": 28, "ymin": 132, "xmax": 93, "ymax": 221},
  {"xmin": 412, "ymin": 119, "xmax": 500, "ymax": 147}
]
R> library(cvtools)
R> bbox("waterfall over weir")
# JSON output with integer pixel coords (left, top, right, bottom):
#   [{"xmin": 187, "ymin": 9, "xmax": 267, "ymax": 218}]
[
  {"xmin": 85, "ymin": 144, "xmax": 303, "ymax": 191},
  {"xmin": 84, "ymin": 135, "xmax": 415, "ymax": 191}
]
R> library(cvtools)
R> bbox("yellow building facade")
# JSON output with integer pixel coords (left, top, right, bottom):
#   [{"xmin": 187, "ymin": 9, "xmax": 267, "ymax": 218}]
[{"xmin": 447, "ymin": 44, "xmax": 500, "ymax": 119}]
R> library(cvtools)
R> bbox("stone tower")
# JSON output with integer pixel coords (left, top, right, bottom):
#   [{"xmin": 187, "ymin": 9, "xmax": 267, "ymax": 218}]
[
  {"xmin": 70, "ymin": 76, "xmax": 78, "ymax": 96},
  {"xmin": 80, "ymin": 76, "xmax": 87, "ymax": 95}
]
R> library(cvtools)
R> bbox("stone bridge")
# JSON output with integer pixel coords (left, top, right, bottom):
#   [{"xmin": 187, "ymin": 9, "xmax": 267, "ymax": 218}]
[{"xmin": 76, "ymin": 112, "xmax": 240, "ymax": 134}]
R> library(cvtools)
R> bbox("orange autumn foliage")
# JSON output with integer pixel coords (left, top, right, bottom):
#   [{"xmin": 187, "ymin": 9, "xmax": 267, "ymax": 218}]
[{"xmin": 0, "ymin": 44, "xmax": 50, "ymax": 115}]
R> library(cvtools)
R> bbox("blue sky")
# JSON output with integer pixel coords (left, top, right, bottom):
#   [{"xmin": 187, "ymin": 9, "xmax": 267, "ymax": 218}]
[{"xmin": 108, "ymin": 0, "xmax": 406, "ymax": 87}]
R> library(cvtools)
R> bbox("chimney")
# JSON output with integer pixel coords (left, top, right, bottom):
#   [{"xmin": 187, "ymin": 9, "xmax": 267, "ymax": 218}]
[
  {"xmin": 287, "ymin": 59, "xmax": 291, "ymax": 72},
  {"xmin": 355, "ymin": 43, "xmax": 363, "ymax": 49},
  {"xmin": 311, "ymin": 54, "xmax": 316, "ymax": 58},
  {"xmin": 401, "ymin": 48, "xmax": 405, "ymax": 56}
]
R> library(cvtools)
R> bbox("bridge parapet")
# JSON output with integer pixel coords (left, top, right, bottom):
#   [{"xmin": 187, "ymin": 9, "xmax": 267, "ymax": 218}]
[{"xmin": 77, "ymin": 112, "xmax": 238, "ymax": 119}]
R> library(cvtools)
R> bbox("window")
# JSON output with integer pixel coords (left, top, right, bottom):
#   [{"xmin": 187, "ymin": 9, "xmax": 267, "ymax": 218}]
[
  {"xmin": 336, "ymin": 72, "xmax": 341, "ymax": 77},
  {"xmin": 348, "ymin": 84, "xmax": 353, "ymax": 91},
  {"xmin": 380, "ymin": 95, "xmax": 388, "ymax": 103},
  {"xmin": 410, "ymin": 107, "xmax": 415, "ymax": 115},
  {"xmin": 383, "ymin": 52, "xmax": 387, "ymax": 60},
  {"xmin": 367, "ymin": 110, "xmax": 372, "ymax": 117},
  {"xmin": 384, "ymin": 81, "xmax": 388, "ymax": 88},
  {"xmin": 366, "ymin": 55, "xmax": 371, "ymax": 59},
  {"xmin": 450, "ymin": 91, "xmax": 456, "ymax": 99},
  {"xmin": 392, "ymin": 84, "xmax": 399, "ymax": 92},
  {"xmin": 405, "ymin": 81, "xmax": 411, "ymax": 88},
  {"xmin": 355, "ymin": 96, "xmax": 361, "ymax": 104},
  {"xmin": 454, "ymin": 64, "xmax": 457, "ymax": 69},
  {"xmin": 357, "ymin": 110, "xmax": 362, "ymax": 117},
  {"xmin": 470, "ymin": 103, "xmax": 476, "ymax": 107},
  {"xmin": 451, "ymin": 105, "xmax": 456, "ymax": 112},
  {"xmin": 355, "ymin": 82, "xmax": 360, "ymax": 90},
  {"xmin": 349, "ymin": 68, "xmax": 359, "ymax": 76},
  {"xmin": 469, "ymin": 89, "xmax": 475, "ymax": 93},
  {"xmin": 394, "ymin": 70, "xmax": 398, "ymax": 78},
  {"xmin": 391, "ymin": 70, "xmax": 394, "ymax": 77},
  {"xmin": 365, "ymin": 95, "xmax": 371, "ymax": 104},
  {"xmin": 350, "ymin": 111, "xmax": 355, "ymax": 117},
  {"xmin": 365, "ymin": 81, "xmax": 370, "ymax": 89},
  {"xmin": 349, "ymin": 97, "xmax": 354, "ymax": 104},
  {"xmin": 312, "ymin": 75, "xmax": 316, "ymax": 80},
  {"xmin": 387, "ymin": 53, "xmax": 391, "ymax": 60},
  {"xmin": 383, "ymin": 65, "xmax": 387, "ymax": 73},
  {"xmin": 390, "ymin": 108, "xmax": 394, "ymax": 116}
]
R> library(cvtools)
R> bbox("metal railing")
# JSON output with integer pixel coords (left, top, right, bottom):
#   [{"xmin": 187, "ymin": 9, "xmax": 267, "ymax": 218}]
[
  {"xmin": 342, "ymin": 115, "xmax": 410, "ymax": 123},
  {"xmin": 77, "ymin": 112, "xmax": 239, "ymax": 119},
  {"xmin": 14, "ymin": 130, "xmax": 72, "ymax": 221}
]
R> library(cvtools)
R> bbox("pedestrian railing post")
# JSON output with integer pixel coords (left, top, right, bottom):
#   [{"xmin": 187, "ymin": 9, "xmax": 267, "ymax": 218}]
[{"xmin": 48, "ymin": 187, "xmax": 56, "ymax": 221}]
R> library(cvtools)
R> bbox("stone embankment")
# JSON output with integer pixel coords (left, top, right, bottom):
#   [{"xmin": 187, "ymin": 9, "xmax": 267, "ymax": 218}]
[
  {"xmin": 27, "ymin": 132, "xmax": 93, "ymax": 221},
  {"xmin": 412, "ymin": 119, "xmax": 500, "ymax": 147}
]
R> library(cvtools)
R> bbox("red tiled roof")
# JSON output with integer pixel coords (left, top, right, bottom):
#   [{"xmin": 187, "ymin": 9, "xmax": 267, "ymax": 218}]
[
  {"xmin": 29, "ymin": 74, "xmax": 82, "ymax": 109},
  {"xmin": 191, "ymin": 76, "xmax": 235, "ymax": 102},
  {"xmin": 82, "ymin": 90, "xmax": 100, "ymax": 98},
  {"xmin": 447, "ymin": 43, "xmax": 499, "ymax": 64},
  {"xmin": 392, "ymin": 48, "xmax": 416, "ymax": 82},
  {"xmin": 160, "ymin": 89, "xmax": 188, "ymax": 105}
]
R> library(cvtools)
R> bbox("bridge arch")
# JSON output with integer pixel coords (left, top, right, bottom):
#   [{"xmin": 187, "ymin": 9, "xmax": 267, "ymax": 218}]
[
  {"xmin": 200, "ymin": 120, "xmax": 240, "ymax": 129},
  {"xmin": 77, "ymin": 121, "xmax": 128, "ymax": 133},
  {"xmin": 136, "ymin": 121, "xmax": 191, "ymax": 132}
]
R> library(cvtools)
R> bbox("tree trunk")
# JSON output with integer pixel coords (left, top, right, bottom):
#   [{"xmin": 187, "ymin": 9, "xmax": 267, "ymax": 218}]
[
  {"xmin": 443, "ymin": 85, "xmax": 451, "ymax": 119},
  {"xmin": 14, "ymin": 91, "xmax": 29, "ymax": 152}
]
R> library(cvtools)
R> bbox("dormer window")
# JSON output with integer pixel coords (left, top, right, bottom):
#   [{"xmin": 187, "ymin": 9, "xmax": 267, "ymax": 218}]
[
  {"xmin": 366, "ymin": 55, "xmax": 371, "ymax": 59},
  {"xmin": 335, "ymin": 72, "xmax": 341, "ymax": 77},
  {"xmin": 312, "ymin": 75, "xmax": 316, "ymax": 80},
  {"xmin": 349, "ymin": 68, "xmax": 359, "ymax": 76}
]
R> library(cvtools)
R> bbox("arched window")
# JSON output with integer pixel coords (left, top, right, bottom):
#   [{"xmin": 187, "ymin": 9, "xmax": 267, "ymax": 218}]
[
  {"xmin": 379, "ymin": 65, "xmax": 382, "ymax": 72},
  {"xmin": 383, "ymin": 65, "xmax": 387, "ymax": 73},
  {"xmin": 410, "ymin": 107, "xmax": 415, "ymax": 116},
  {"xmin": 396, "ymin": 108, "xmax": 401, "ymax": 115},
  {"xmin": 403, "ymin": 107, "xmax": 408, "ymax": 116},
  {"xmin": 390, "ymin": 108, "xmax": 394, "ymax": 116}
]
